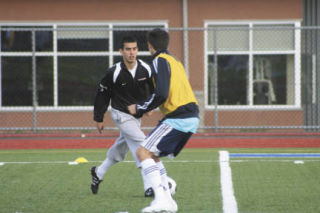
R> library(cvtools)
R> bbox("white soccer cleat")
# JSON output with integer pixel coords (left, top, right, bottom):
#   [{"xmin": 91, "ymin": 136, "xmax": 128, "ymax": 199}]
[
  {"xmin": 170, "ymin": 198, "xmax": 178, "ymax": 212},
  {"xmin": 141, "ymin": 198, "xmax": 177, "ymax": 213}
]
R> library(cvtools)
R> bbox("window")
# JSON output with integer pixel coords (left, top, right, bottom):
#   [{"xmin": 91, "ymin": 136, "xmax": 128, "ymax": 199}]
[
  {"xmin": 205, "ymin": 21, "xmax": 300, "ymax": 108},
  {"xmin": 58, "ymin": 56, "xmax": 108, "ymax": 106},
  {"xmin": 2, "ymin": 57, "xmax": 33, "ymax": 106},
  {"xmin": 57, "ymin": 26, "xmax": 109, "ymax": 51},
  {"xmin": 1, "ymin": 26, "xmax": 53, "ymax": 52},
  {"xmin": 0, "ymin": 22, "xmax": 166, "ymax": 109}
]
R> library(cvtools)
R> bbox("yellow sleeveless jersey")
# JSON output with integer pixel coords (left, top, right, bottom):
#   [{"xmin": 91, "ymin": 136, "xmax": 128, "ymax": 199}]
[{"xmin": 156, "ymin": 53, "xmax": 198, "ymax": 115}]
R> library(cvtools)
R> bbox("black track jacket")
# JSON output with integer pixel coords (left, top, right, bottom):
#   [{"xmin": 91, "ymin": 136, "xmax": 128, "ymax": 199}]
[{"xmin": 94, "ymin": 59, "xmax": 154, "ymax": 122}]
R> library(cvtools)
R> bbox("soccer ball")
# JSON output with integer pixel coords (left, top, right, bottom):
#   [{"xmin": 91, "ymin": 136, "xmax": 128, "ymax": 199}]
[{"xmin": 167, "ymin": 176, "xmax": 177, "ymax": 196}]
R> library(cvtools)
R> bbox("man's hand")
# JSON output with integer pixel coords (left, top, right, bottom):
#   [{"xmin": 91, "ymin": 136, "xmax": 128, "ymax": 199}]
[
  {"xmin": 146, "ymin": 110, "xmax": 154, "ymax": 117},
  {"xmin": 128, "ymin": 104, "xmax": 137, "ymax": 115},
  {"xmin": 96, "ymin": 122, "xmax": 104, "ymax": 134}
]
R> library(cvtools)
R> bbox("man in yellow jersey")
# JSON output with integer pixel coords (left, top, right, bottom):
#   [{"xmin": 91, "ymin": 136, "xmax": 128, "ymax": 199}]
[{"xmin": 128, "ymin": 28, "xmax": 199, "ymax": 213}]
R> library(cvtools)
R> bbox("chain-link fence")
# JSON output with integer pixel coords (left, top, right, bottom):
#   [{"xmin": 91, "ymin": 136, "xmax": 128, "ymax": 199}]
[{"xmin": 0, "ymin": 25, "xmax": 319, "ymax": 133}]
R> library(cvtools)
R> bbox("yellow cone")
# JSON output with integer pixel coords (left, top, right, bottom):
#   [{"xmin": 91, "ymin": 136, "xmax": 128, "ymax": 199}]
[{"xmin": 75, "ymin": 157, "xmax": 88, "ymax": 163}]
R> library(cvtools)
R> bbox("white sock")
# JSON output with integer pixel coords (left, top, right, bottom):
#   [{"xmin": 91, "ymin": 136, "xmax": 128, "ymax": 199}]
[
  {"xmin": 157, "ymin": 161, "xmax": 171, "ymax": 197},
  {"xmin": 96, "ymin": 158, "xmax": 117, "ymax": 180},
  {"xmin": 141, "ymin": 158, "xmax": 165, "ymax": 200},
  {"xmin": 141, "ymin": 169, "xmax": 151, "ymax": 191}
]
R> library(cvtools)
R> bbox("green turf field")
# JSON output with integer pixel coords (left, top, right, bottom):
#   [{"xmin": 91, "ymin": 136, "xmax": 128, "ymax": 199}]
[{"xmin": 0, "ymin": 148, "xmax": 320, "ymax": 213}]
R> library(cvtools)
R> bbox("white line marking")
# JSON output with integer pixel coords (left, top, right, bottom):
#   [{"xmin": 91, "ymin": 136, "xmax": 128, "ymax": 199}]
[
  {"xmin": 293, "ymin": 160, "xmax": 304, "ymax": 164},
  {"xmin": 68, "ymin": 161, "xmax": 79, "ymax": 165},
  {"xmin": 2, "ymin": 161, "xmax": 69, "ymax": 164},
  {"xmin": 219, "ymin": 151, "xmax": 238, "ymax": 213},
  {"xmin": 2, "ymin": 159, "xmax": 320, "ymax": 165},
  {"xmin": 231, "ymin": 159, "xmax": 320, "ymax": 162},
  {"xmin": 0, "ymin": 160, "xmax": 218, "ymax": 165}
]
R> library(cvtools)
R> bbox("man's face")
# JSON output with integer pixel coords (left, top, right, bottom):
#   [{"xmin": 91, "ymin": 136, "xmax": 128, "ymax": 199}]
[{"xmin": 120, "ymin": 42, "xmax": 138, "ymax": 64}]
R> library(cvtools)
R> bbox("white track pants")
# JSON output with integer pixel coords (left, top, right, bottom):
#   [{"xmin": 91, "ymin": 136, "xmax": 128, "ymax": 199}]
[{"xmin": 107, "ymin": 107, "xmax": 146, "ymax": 167}]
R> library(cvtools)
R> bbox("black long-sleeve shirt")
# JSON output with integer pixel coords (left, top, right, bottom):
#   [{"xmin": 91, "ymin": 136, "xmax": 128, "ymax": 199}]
[{"xmin": 94, "ymin": 59, "xmax": 154, "ymax": 122}]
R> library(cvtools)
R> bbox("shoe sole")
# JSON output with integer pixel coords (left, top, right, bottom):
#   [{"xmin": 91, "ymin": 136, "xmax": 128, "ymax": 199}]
[{"xmin": 141, "ymin": 206, "xmax": 177, "ymax": 213}]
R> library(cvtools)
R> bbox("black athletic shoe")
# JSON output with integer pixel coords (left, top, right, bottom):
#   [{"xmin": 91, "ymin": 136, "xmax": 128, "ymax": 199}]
[
  {"xmin": 144, "ymin": 187, "xmax": 154, "ymax": 197},
  {"xmin": 90, "ymin": 166, "xmax": 102, "ymax": 194}
]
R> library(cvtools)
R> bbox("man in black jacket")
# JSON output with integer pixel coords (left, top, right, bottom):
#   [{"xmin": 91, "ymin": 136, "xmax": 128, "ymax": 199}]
[{"xmin": 90, "ymin": 35, "xmax": 175, "ymax": 197}]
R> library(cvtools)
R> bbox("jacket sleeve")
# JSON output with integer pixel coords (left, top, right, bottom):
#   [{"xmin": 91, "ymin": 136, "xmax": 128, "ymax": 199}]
[
  {"xmin": 135, "ymin": 57, "xmax": 170, "ymax": 117},
  {"xmin": 145, "ymin": 70, "xmax": 155, "ymax": 97},
  {"xmin": 93, "ymin": 70, "xmax": 113, "ymax": 122}
]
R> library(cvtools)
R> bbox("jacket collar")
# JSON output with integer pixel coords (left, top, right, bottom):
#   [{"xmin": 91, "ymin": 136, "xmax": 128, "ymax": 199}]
[
  {"xmin": 120, "ymin": 59, "xmax": 139, "ymax": 70},
  {"xmin": 152, "ymin": 50, "xmax": 169, "ymax": 59}
]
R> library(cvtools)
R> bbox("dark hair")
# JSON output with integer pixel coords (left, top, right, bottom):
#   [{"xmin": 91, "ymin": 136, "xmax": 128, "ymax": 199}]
[
  {"xmin": 120, "ymin": 35, "xmax": 137, "ymax": 49},
  {"xmin": 147, "ymin": 28, "xmax": 169, "ymax": 51}
]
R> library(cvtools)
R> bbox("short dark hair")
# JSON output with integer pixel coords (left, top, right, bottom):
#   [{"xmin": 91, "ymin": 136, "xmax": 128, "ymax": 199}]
[
  {"xmin": 120, "ymin": 35, "xmax": 137, "ymax": 49},
  {"xmin": 147, "ymin": 28, "xmax": 169, "ymax": 51}
]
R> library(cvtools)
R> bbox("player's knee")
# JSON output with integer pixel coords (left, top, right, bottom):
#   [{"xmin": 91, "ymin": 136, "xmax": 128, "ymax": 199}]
[
  {"xmin": 107, "ymin": 151, "xmax": 126, "ymax": 162},
  {"xmin": 152, "ymin": 156, "xmax": 160, "ymax": 162},
  {"xmin": 107, "ymin": 155, "xmax": 123, "ymax": 162},
  {"xmin": 136, "ymin": 146, "xmax": 152, "ymax": 162}
]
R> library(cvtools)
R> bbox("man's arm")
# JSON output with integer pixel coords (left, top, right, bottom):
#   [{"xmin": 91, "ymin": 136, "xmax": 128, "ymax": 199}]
[
  {"xmin": 93, "ymin": 71, "xmax": 113, "ymax": 132},
  {"xmin": 129, "ymin": 57, "xmax": 170, "ymax": 117}
]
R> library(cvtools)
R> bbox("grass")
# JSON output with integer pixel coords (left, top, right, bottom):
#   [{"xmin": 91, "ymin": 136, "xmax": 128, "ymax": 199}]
[
  {"xmin": 0, "ymin": 148, "xmax": 320, "ymax": 213},
  {"xmin": 233, "ymin": 157, "xmax": 320, "ymax": 213}
]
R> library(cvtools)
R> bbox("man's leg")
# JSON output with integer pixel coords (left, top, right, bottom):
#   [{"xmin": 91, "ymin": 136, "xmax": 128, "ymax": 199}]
[
  {"xmin": 96, "ymin": 133, "xmax": 128, "ymax": 178},
  {"xmin": 137, "ymin": 147, "xmax": 177, "ymax": 213},
  {"xmin": 143, "ymin": 161, "xmax": 176, "ymax": 197},
  {"xmin": 121, "ymin": 119, "xmax": 176, "ymax": 197},
  {"xmin": 91, "ymin": 133, "xmax": 128, "ymax": 194},
  {"xmin": 157, "ymin": 161, "xmax": 171, "ymax": 197},
  {"xmin": 138, "ymin": 122, "xmax": 195, "ymax": 212},
  {"xmin": 138, "ymin": 147, "xmax": 166, "ymax": 199},
  {"xmin": 111, "ymin": 108, "xmax": 159, "ymax": 197},
  {"xmin": 136, "ymin": 123, "xmax": 179, "ymax": 212},
  {"xmin": 141, "ymin": 167, "xmax": 153, "ymax": 196}
]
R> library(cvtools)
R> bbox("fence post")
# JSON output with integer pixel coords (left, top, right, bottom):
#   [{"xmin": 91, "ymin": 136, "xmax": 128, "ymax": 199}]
[
  {"xmin": 318, "ymin": 28, "xmax": 320, "ymax": 131},
  {"xmin": 213, "ymin": 28, "xmax": 219, "ymax": 133},
  {"xmin": 31, "ymin": 28, "xmax": 38, "ymax": 132},
  {"xmin": 182, "ymin": 0, "xmax": 189, "ymax": 77}
]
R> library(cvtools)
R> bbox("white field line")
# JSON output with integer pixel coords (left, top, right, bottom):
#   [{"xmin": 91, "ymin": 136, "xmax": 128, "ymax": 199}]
[
  {"xmin": 230, "ymin": 159, "xmax": 320, "ymax": 162},
  {"xmin": 219, "ymin": 150, "xmax": 238, "ymax": 213},
  {"xmin": 0, "ymin": 160, "xmax": 216, "ymax": 165},
  {"xmin": 1, "ymin": 159, "xmax": 320, "ymax": 165}
]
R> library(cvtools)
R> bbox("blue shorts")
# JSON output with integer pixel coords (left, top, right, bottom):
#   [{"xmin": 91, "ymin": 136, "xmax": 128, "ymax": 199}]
[{"xmin": 141, "ymin": 122, "xmax": 193, "ymax": 158}]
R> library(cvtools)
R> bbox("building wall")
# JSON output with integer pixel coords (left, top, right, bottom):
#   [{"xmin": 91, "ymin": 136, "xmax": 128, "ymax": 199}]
[
  {"xmin": 0, "ymin": 0, "xmax": 184, "ymax": 60},
  {"xmin": 189, "ymin": 0, "xmax": 302, "ymax": 24},
  {"xmin": 0, "ymin": 0, "xmax": 305, "ymax": 131},
  {"xmin": 0, "ymin": 0, "xmax": 182, "ymax": 22}
]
